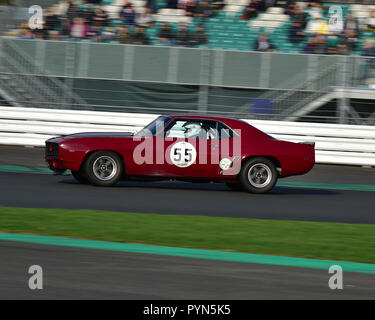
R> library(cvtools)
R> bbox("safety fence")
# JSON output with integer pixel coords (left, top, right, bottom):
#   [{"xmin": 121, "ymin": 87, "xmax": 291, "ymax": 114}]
[{"xmin": 1, "ymin": 106, "xmax": 374, "ymax": 166}]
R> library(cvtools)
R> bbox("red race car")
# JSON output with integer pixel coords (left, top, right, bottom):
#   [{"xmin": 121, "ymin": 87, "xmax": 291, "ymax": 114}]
[{"xmin": 45, "ymin": 115, "xmax": 315, "ymax": 193}]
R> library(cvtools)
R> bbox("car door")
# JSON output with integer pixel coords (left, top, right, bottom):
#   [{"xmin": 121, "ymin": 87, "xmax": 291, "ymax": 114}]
[{"xmin": 150, "ymin": 119, "xmax": 221, "ymax": 178}]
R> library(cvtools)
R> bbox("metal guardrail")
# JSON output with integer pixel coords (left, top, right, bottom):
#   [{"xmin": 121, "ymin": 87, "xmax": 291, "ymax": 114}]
[{"xmin": 1, "ymin": 106, "xmax": 374, "ymax": 166}]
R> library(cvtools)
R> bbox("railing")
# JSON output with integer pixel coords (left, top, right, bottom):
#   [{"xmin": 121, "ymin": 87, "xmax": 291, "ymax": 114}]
[{"xmin": 1, "ymin": 106, "xmax": 374, "ymax": 166}]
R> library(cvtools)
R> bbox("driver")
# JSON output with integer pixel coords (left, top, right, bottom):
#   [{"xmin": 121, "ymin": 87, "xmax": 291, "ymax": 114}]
[{"xmin": 183, "ymin": 122, "xmax": 205, "ymax": 138}]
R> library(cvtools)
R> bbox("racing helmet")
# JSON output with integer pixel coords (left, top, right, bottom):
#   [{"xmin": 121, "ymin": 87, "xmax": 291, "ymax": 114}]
[{"xmin": 183, "ymin": 122, "xmax": 202, "ymax": 138}]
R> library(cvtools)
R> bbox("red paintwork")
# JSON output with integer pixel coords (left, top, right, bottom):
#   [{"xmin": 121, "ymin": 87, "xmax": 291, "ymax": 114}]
[{"xmin": 45, "ymin": 115, "xmax": 315, "ymax": 180}]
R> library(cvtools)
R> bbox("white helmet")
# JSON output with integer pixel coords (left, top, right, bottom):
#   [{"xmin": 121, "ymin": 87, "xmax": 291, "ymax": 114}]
[{"xmin": 183, "ymin": 122, "xmax": 202, "ymax": 138}]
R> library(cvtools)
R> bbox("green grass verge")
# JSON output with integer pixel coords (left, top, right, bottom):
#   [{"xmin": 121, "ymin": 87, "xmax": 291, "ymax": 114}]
[{"xmin": 0, "ymin": 206, "xmax": 375, "ymax": 264}]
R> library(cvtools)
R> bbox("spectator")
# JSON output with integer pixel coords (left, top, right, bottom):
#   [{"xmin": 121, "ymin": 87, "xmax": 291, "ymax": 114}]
[
  {"xmin": 120, "ymin": 1, "xmax": 136, "ymax": 27},
  {"xmin": 312, "ymin": 34, "xmax": 327, "ymax": 54},
  {"xmin": 327, "ymin": 46, "xmax": 337, "ymax": 55},
  {"xmin": 336, "ymin": 43, "xmax": 348, "ymax": 55},
  {"xmin": 66, "ymin": 3, "xmax": 80, "ymax": 24},
  {"xmin": 86, "ymin": 24, "xmax": 102, "ymax": 41},
  {"xmin": 93, "ymin": 6, "xmax": 109, "ymax": 27},
  {"xmin": 292, "ymin": 5, "xmax": 308, "ymax": 29},
  {"xmin": 133, "ymin": 26, "xmax": 150, "ymax": 45},
  {"xmin": 289, "ymin": 21, "xmax": 305, "ymax": 43},
  {"xmin": 60, "ymin": 18, "xmax": 71, "ymax": 39},
  {"xmin": 303, "ymin": 37, "xmax": 316, "ymax": 54},
  {"xmin": 146, "ymin": 0, "xmax": 158, "ymax": 13},
  {"xmin": 343, "ymin": 13, "xmax": 359, "ymax": 37},
  {"xmin": 135, "ymin": 7, "xmax": 154, "ymax": 28},
  {"xmin": 191, "ymin": 25, "xmax": 207, "ymax": 46},
  {"xmin": 240, "ymin": 0, "xmax": 265, "ymax": 20},
  {"xmin": 360, "ymin": 39, "xmax": 375, "ymax": 80},
  {"xmin": 117, "ymin": 26, "xmax": 135, "ymax": 44},
  {"xmin": 158, "ymin": 23, "xmax": 173, "ymax": 44},
  {"xmin": 305, "ymin": 15, "xmax": 328, "ymax": 35},
  {"xmin": 284, "ymin": 0, "xmax": 296, "ymax": 16},
  {"xmin": 48, "ymin": 30, "xmax": 61, "ymax": 40},
  {"xmin": 101, "ymin": 27, "xmax": 116, "ymax": 41},
  {"xmin": 254, "ymin": 34, "xmax": 275, "ymax": 52},
  {"xmin": 194, "ymin": 1, "xmax": 213, "ymax": 18},
  {"xmin": 341, "ymin": 29, "xmax": 358, "ymax": 54},
  {"xmin": 19, "ymin": 27, "xmax": 35, "ymax": 39},
  {"xmin": 185, "ymin": 0, "xmax": 197, "ymax": 17},
  {"xmin": 70, "ymin": 17, "xmax": 89, "ymax": 39},
  {"xmin": 366, "ymin": 10, "xmax": 375, "ymax": 32},
  {"xmin": 175, "ymin": 22, "xmax": 191, "ymax": 46}
]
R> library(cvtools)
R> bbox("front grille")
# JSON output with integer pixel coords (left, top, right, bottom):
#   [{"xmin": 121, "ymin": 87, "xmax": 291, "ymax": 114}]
[{"xmin": 45, "ymin": 142, "xmax": 59, "ymax": 157}]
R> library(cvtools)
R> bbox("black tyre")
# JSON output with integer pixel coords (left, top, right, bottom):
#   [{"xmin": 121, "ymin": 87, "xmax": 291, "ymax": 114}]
[
  {"xmin": 71, "ymin": 170, "xmax": 88, "ymax": 184},
  {"xmin": 226, "ymin": 182, "xmax": 243, "ymax": 191},
  {"xmin": 84, "ymin": 151, "xmax": 123, "ymax": 186},
  {"xmin": 239, "ymin": 157, "xmax": 278, "ymax": 194}
]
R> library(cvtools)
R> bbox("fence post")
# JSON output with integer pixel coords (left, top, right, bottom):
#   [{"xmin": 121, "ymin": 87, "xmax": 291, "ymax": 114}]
[
  {"xmin": 337, "ymin": 55, "xmax": 350, "ymax": 124},
  {"xmin": 198, "ymin": 48, "xmax": 210, "ymax": 113}
]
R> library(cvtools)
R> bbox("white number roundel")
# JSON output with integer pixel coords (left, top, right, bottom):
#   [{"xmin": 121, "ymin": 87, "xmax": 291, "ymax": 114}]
[{"xmin": 170, "ymin": 142, "xmax": 197, "ymax": 168}]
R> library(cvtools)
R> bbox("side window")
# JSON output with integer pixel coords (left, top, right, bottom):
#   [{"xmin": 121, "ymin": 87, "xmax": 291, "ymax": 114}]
[
  {"xmin": 166, "ymin": 120, "xmax": 219, "ymax": 140},
  {"xmin": 217, "ymin": 122, "xmax": 235, "ymax": 140}
]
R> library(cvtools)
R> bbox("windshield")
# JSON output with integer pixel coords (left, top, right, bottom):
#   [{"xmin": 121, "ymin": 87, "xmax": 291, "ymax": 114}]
[{"xmin": 135, "ymin": 116, "xmax": 172, "ymax": 137}]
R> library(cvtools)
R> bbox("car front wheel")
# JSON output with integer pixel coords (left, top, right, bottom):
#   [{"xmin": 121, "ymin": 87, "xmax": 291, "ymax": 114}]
[
  {"xmin": 239, "ymin": 158, "xmax": 278, "ymax": 194},
  {"xmin": 84, "ymin": 151, "xmax": 123, "ymax": 186}
]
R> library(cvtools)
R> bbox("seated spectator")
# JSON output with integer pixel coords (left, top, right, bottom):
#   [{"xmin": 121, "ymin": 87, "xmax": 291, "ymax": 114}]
[
  {"xmin": 254, "ymin": 34, "xmax": 275, "ymax": 52},
  {"xmin": 117, "ymin": 26, "xmax": 135, "ymax": 44},
  {"xmin": 174, "ymin": 22, "xmax": 191, "ymax": 46},
  {"xmin": 133, "ymin": 26, "xmax": 150, "ymax": 45},
  {"xmin": 135, "ymin": 7, "xmax": 154, "ymax": 28},
  {"xmin": 289, "ymin": 21, "xmax": 305, "ymax": 43},
  {"xmin": 366, "ymin": 10, "xmax": 375, "ymax": 32},
  {"xmin": 191, "ymin": 25, "xmax": 207, "ymax": 46},
  {"xmin": 120, "ymin": 1, "xmax": 136, "ymax": 27},
  {"xmin": 305, "ymin": 15, "xmax": 329, "ymax": 35},
  {"xmin": 343, "ymin": 13, "xmax": 359, "ymax": 37},
  {"xmin": 66, "ymin": 3, "xmax": 80, "ymax": 24},
  {"xmin": 92, "ymin": 6, "xmax": 109, "ymax": 27},
  {"xmin": 81, "ymin": 3, "xmax": 96, "ymax": 25},
  {"xmin": 48, "ymin": 30, "xmax": 61, "ymax": 40},
  {"xmin": 194, "ymin": 1, "xmax": 213, "ymax": 18},
  {"xmin": 360, "ymin": 39, "xmax": 375, "ymax": 80},
  {"xmin": 60, "ymin": 18, "xmax": 71, "ymax": 39},
  {"xmin": 362, "ymin": 38, "xmax": 375, "ymax": 57},
  {"xmin": 211, "ymin": 0, "xmax": 225, "ymax": 14},
  {"xmin": 292, "ymin": 5, "xmax": 308, "ymax": 29},
  {"xmin": 312, "ymin": 34, "xmax": 327, "ymax": 54},
  {"xmin": 158, "ymin": 23, "xmax": 173, "ymax": 44},
  {"xmin": 19, "ymin": 27, "xmax": 35, "ymax": 39},
  {"xmin": 336, "ymin": 43, "xmax": 348, "ymax": 55},
  {"xmin": 43, "ymin": 9, "xmax": 61, "ymax": 34},
  {"xmin": 284, "ymin": 0, "xmax": 296, "ymax": 16},
  {"xmin": 86, "ymin": 24, "xmax": 102, "ymax": 41},
  {"xmin": 101, "ymin": 27, "xmax": 116, "ymax": 41},
  {"xmin": 240, "ymin": 0, "xmax": 265, "ymax": 20},
  {"xmin": 327, "ymin": 46, "xmax": 337, "ymax": 55},
  {"xmin": 146, "ymin": 0, "xmax": 158, "ymax": 13},
  {"xmin": 341, "ymin": 29, "xmax": 358, "ymax": 54},
  {"xmin": 70, "ymin": 17, "xmax": 89, "ymax": 39},
  {"xmin": 303, "ymin": 37, "xmax": 316, "ymax": 54},
  {"xmin": 185, "ymin": 0, "xmax": 197, "ymax": 16}
]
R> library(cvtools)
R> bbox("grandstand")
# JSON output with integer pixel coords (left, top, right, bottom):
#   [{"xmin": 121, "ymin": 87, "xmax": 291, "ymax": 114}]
[
  {"xmin": 0, "ymin": 0, "xmax": 375, "ymax": 125},
  {"xmin": 4, "ymin": 0, "xmax": 375, "ymax": 55}
]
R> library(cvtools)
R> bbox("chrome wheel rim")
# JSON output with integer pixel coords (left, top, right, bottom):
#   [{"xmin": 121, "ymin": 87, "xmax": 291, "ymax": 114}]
[
  {"xmin": 93, "ymin": 156, "xmax": 117, "ymax": 181},
  {"xmin": 248, "ymin": 163, "xmax": 272, "ymax": 188}
]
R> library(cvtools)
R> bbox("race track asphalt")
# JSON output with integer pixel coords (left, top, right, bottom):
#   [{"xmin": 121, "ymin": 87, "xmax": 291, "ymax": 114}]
[
  {"xmin": 0, "ymin": 146, "xmax": 375, "ymax": 223},
  {"xmin": 1, "ymin": 240, "xmax": 375, "ymax": 300}
]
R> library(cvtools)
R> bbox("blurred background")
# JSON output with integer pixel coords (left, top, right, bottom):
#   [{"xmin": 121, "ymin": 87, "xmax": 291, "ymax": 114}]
[{"xmin": 0, "ymin": 0, "xmax": 374, "ymax": 124}]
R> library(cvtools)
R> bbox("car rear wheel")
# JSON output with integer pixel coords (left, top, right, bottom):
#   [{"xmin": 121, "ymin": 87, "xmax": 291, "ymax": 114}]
[
  {"xmin": 84, "ymin": 151, "xmax": 123, "ymax": 186},
  {"xmin": 239, "ymin": 158, "xmax": 277, "ymax": 194},
  {"xmin": 71, "ymin": 170, "xmax": 88, "ymax": 184}
]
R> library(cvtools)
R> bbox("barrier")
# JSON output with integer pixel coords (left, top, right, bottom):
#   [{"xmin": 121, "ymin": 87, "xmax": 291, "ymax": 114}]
[{"xmin": 1, "ymin": 106, "xmax": 374, "ymax": 166}]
